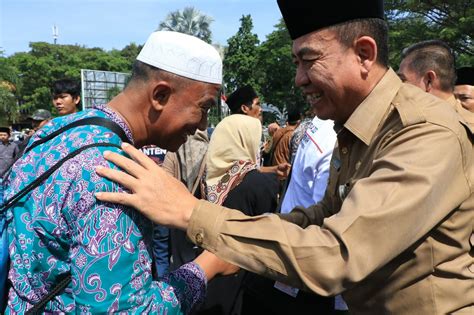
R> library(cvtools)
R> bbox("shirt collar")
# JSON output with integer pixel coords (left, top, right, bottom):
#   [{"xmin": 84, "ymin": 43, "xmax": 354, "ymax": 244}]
[
  {"xmin": 93, "ymin": 104, "xmax": 134, "ymax": 144},
  {"xmin": 342, "ymin": 68, "xmax": 402, "ymax": 146},
  {"xmin": 446, "ymin": 94, "xmax": 459, "ymax": 109}
]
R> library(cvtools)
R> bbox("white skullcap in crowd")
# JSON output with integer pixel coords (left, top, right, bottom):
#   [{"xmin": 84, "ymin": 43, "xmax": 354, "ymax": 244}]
[{"xmin": 137, "ymin": 31, "xmax": 222, "ymax": 84}]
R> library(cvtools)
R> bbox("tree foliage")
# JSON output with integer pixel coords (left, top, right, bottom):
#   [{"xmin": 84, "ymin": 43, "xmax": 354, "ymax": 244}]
[
  {"xmin": 386, "ymin": 0, "xmax": 473, "ymax": 67},
  {"xmin": 256, "ymin": 19, "xmax": 305, "ymax": 113},
  {"xmin": 7, "ymin": 42, "xmax": 133, "ymax": 117},
  {"xmin": 0, "ymin": 56, "xmax": 20, "ymax": 124},
  {"xmin": 223, "ymin": 15, "xmax": 260, "ymax": 95},
  {"xmin": 0, "ymin": 85, "xmax": 19, "ymax": 124},
  {"xmin": 158, "ymin": 7, "xmax": 213, "ymax": 43}
]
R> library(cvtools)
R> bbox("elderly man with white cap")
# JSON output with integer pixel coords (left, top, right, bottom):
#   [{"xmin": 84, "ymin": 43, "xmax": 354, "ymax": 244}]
[{"xmin": 3, "ymin": 31, "xmax": 236, "ymax": 314}]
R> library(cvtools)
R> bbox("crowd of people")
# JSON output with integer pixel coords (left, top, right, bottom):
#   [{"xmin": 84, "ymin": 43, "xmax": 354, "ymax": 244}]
[{"xmin": 1, "ymin": 0, "xmax": 473, "ymax": 314}]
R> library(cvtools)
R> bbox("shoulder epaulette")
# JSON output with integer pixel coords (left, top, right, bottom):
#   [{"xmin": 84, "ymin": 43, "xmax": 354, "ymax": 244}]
[{"xmin": 392, "ymin": 89, "xmax": 426, "ymax": 127}]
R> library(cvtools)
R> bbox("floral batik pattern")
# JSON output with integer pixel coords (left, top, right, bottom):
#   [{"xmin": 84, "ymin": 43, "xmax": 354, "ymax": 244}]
[
  {"xmin": 3, "ymin": 105, "xmax": 206, "ymax": 314},
  {"xmin": 203, "ymin": 160, "xmax": 257, "ymax": 205}
]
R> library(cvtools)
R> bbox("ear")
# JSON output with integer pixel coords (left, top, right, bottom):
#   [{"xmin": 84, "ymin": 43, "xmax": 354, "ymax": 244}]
[
  {"xmin": 150, "ymin": 81, "xmax": 172, "ymax": 112},
  {"xmin": 354, "ymin": 36, "xmax": 377, "ymax": 75},
  {"xmin": 422, "ymin": 71, "xmax": 437, "ymax": 92},
  {"xmin": 240, "ymin": 104, "xmax": 250, "ymax": 114},
  {"xmin": 74, "ymin": 95, "xmax": 81, "ymax": 105}
]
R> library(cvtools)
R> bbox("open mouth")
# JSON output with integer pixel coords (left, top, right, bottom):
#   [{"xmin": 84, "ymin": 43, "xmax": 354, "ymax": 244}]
[{"xmin": 306, "ymin": 93, "xmax": 322, "ymax": 105}]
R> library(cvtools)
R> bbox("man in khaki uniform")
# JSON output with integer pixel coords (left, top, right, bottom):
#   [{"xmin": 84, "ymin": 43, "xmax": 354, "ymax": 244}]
[
  {"xmin": 398, "ymin": 39, "xmax": 474, "ymax": 126},
  {"xmin": 455, "ymin": 67, "xmax": 474, "ymax": 112},
  {"xmin": 96, "ymin": 1, "xmax": 474, "ymax": 314}
]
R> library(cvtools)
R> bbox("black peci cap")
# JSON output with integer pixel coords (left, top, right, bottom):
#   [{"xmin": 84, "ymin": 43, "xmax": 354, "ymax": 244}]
[
  {"xmin": 456, "ymin": 67, "xmax": 474, "ymax": 86},
  {"xmin": 277, "ymin": 0, "xmax": 385, "ymax": 40},
  {"xmin": 0, "ymin": 127, "xmax": 10, "ymax": 134},
  {"xmin": 226, "ymin": 86, "xmax": 258, "ymax": 113}
]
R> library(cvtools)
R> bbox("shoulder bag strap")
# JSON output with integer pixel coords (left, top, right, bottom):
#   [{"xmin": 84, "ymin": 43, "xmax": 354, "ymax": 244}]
[
  {"xmin": 1, "ymin": 142, "xmax": 121, "ymax": 213},
  {"xmin": 24, "ymin": 116, "xmax": 130, "ymax": 155}
]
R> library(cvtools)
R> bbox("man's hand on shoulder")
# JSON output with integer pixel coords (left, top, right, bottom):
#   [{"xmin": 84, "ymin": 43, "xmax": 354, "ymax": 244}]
[{"xmin": 95, "ymin": 143, "xmax": 197, "ymax": 230}]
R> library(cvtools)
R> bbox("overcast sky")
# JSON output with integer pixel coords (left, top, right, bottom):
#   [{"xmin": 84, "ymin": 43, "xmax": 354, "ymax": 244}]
[{"xmin": 0, "ymin": 0, "xmax": 283, "ymax": 56}]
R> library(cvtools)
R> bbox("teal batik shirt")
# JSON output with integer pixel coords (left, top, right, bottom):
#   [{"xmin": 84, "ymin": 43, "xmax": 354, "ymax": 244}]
[{"xmin": 3, "ymin": 105, "xmax": 206, "ymax": 314}]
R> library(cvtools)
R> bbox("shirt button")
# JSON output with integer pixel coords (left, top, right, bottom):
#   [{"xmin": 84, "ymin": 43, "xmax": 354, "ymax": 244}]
[
  {"xmin": 341, "ymin": 147, "xmax": 348, "ymax": 155},
  {"xmin": 195, "ymin": 233, "xmax": 204, "ymax": 245}
]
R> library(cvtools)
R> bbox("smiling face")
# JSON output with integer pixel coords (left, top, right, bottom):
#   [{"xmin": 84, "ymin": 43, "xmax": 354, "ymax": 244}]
[
  {"xmin": 292, "ymin": 28, "xmax": 364, "ymax": 123},
  {"xmin": 52, "ymin": 93, "xmax": 80, "ymax": 115},
  {"xmin": 153, "ymin": 80, "xmax": 220, "ymax": 152},
  {"xmin": 454, "ymin": 84, "xmax": 474, "ymax": 112}
]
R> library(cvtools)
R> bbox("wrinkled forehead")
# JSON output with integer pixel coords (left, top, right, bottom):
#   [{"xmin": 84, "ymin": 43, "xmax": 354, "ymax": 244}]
[
  {"xmin": 292, "ymin": 28, "xmax": 339, "ymax": 57},
  {"xmin": 186, "ymin": 81, "xmax": 221, "ymax": 105}
]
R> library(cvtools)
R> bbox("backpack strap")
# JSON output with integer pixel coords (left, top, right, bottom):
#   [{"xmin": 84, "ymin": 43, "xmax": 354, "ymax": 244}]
[
  {"xmin": 23, "ymin": 116, "xmax": 130, "ymax": 156},
  {"xmin": 25, "ymin": 273, "xmax": 72, "ymax": 315},
  {"xmin": 1, "ymin": 142, "xmax": 121, "ymax": 213}
]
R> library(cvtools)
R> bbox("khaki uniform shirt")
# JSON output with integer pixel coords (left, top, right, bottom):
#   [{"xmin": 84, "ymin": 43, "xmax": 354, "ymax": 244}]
[
  {"xmin": 447, "ymin": 94, "xmax": 474, "ymax": 129},
  {"xmin": 187, "ymin": 69, "xmax": 474, "ymax": 314}
]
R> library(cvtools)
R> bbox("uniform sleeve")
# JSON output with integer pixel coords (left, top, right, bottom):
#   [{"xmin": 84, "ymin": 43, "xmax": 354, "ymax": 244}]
[
  {"xmin": 67, "ymin": 147, "xmax": 206, "ymax": 314},
  {"xmin": 279, "ymin": 187, "xmax": 335, "ymax": 228},
  {"xmin": 186, "ymin": 123, "xmax": 471, "ymax": 297}
]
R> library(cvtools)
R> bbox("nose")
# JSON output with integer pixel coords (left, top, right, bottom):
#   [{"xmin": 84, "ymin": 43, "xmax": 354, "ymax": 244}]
[{"xmin": 295, "ymin": 65, "xmax": 310, "ymax": 88}]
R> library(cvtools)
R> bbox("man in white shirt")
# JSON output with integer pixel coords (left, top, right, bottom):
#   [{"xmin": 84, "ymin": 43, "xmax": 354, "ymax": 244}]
[{"xmin": 280, "ymin": 117, "xmax": 336, "ymax": 213}]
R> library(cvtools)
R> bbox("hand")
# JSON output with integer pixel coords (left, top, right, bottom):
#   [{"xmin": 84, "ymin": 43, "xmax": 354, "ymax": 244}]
[
  {"xmin": 259, "ymin": 163, "xmax": 291, "ymax": 179},
  {"xmin": 276, "ymin": 162, "xmax": 291, "ymax": 180},
  {"xmin": 194, "ymin": 250, "xmax": 240, "ymax": 281},
  {"xmin": 95, "ymin": 143, "xmax": 197, "ymax": 230}
]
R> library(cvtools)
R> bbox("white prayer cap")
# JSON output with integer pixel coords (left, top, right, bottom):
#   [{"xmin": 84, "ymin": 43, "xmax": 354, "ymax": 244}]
[{"xmin": 137, "ymin": 31, "xmax": 222, "ymax": 84}]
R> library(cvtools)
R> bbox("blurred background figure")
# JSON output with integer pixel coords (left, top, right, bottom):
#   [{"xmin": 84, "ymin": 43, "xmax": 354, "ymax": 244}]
[
  {"xmin": 398, "ymin": 40, "xmax": 472, "ymax": 118},
  {"xmin": 16, "ymin": 109, "xmax": 52, "ymax": 156},
  {"xmin": 226, "ymin": 85, "xmax": 262, "ymax": 121},
  {"xmin": 139, "ymin": 145, "xmax": 167, "ymax": 166},
  {"xmin": 51, "ymin": 78, "xmax": 81, "ymax": 116},
  {"xmin": 271, "ymin": 108, "xmax": 301, "ymax": 166},
  {"xmin": 0, "ymin": 127, "xmax": 19, "ymax": 179},
  {"xmin": 29, "ymin": 109, "xmax": 52, "ymax": 131},
  {"xmin": 288, "ymin": 107, "xmax": 314, "ymax": 163},
  {"xmin": 261, "ymin": 122, "xmax": 280, "ymax": 166},
  {"xmin": 454, "ymin": 66, "xmax": 474, "ymax": 112}
]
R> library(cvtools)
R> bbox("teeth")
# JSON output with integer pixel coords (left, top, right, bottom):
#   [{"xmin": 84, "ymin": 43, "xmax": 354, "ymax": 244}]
[{"xmin": 306, "ymin": 93, "xmax": 322, "ymax": 103}]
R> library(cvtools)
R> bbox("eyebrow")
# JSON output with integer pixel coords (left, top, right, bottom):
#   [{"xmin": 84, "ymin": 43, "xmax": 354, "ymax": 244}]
[{"xmin": 292, "ymin": 46, "xmax": 322, "ymax": 60}]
